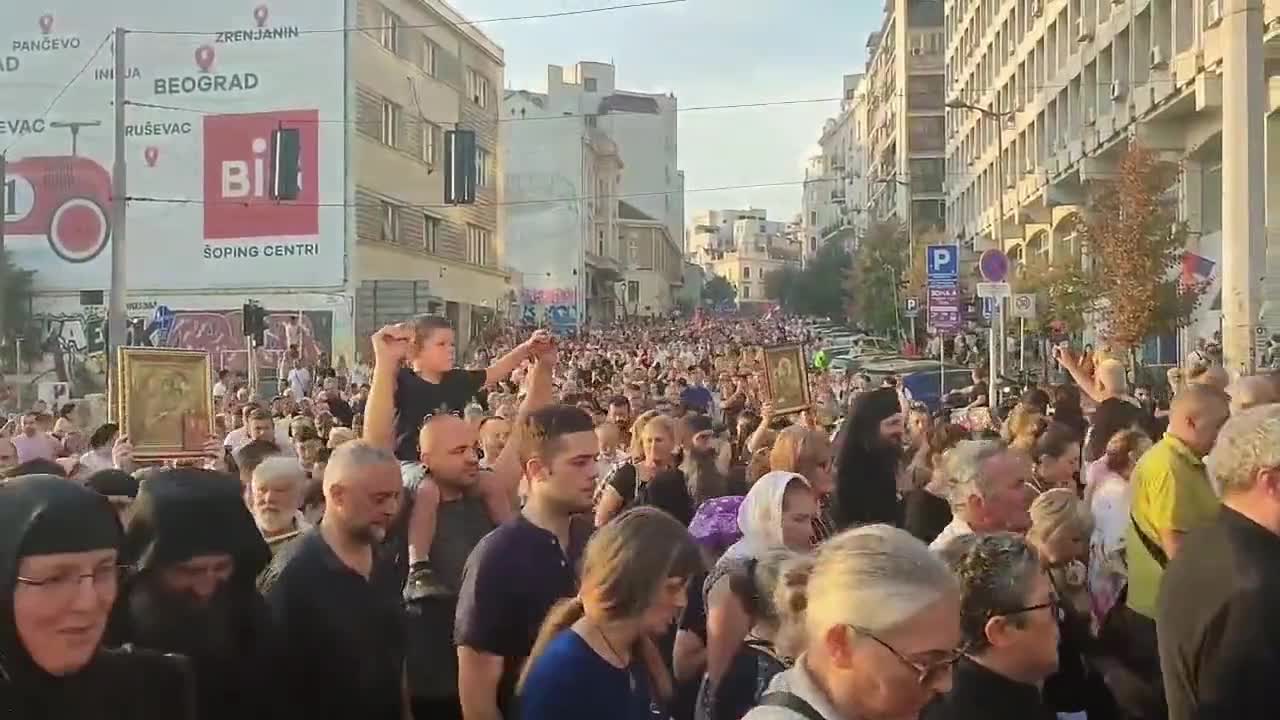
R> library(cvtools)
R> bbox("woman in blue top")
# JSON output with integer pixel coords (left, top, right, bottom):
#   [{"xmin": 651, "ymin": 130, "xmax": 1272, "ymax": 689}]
[{"xmin": 519, "ymin": 507, "xmax": 704, "ymax": 720}]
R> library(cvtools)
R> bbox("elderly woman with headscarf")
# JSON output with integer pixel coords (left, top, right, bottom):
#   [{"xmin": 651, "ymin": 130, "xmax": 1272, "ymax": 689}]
[
  {"xmin": 832, "ymin": 387, "xmax": 906, "ymax": 529},
  {"xmin": 702, "ymin": 472, "xmax": 816, "ymax": 703},
  {"xmin": 0, "ymin": 474, "xmax": 190, "ymax": 719}
]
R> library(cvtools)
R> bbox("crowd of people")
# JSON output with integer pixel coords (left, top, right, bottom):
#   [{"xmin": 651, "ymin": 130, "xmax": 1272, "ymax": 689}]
[{"xmin": 1, "ymin": 312, "xmax": 1278, "ymax": 720}]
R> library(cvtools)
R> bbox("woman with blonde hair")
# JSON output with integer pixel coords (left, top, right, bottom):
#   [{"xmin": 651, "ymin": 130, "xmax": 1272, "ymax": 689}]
[
  {"xmin": 742, "ymin": 525, "xmax": 961, "ymax": 720},
  {"xmin": 769, "ymin": 426, "xmax": 834, "ymax": 541},
  {"xmin": 596, "ymin": 413, "xmax": 686, "ymax": 526},
  {"xmin": 1001, "ymin": 402, "xmax": 1047, "ymax": 453},
  {"xmin": 519, "ymin": 507, "xmax": 703, "ymax": 719}
]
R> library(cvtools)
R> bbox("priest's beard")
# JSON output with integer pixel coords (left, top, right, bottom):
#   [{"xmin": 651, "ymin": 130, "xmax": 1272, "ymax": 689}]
[{"xmin": 127, "ymin": 577, "xmax": 239, "ymax": 661}]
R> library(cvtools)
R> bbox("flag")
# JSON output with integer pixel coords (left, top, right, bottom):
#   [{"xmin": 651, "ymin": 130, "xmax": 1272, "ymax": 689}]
[{"xmin": 1181, "ymin": 252, "xmax": 1215, "ymax": 287}]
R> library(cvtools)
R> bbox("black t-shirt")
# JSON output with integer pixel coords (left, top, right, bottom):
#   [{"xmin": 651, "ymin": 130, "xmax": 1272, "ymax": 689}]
[
  {"xmin": 392, "ymin": 367, "xmax": 486, "ymax": 462},
  {"xmin": 609, "ymin": 465, "xmax": 694, "ymax": 526},
  {"xmin": 263, "ymin": 530, "xmax": 406, "ymax": 720},
  {"xmin": 455, "ymin": 514, "xmax": 593, "ymax": 715}
]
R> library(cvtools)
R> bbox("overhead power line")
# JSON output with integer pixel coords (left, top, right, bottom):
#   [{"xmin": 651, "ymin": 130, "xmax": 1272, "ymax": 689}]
[
  {"xmin": 1, "ymin": 31, "xmax": 112, "ymax": 156},
  {"xmin": 125, "ymin": 0, "xmax": 688, "ymax": 36}
]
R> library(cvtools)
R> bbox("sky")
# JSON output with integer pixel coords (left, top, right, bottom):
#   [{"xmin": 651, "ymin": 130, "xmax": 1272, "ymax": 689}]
[{"xmin": 452, "ymin": 0, "xmax": 884, "ymax": 224}]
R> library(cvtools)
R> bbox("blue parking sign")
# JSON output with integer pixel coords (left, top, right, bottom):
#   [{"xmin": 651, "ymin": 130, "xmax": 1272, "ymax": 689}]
[{"xmin": 926, "ymin": 245, "xmax": 958, "ymax": 281}]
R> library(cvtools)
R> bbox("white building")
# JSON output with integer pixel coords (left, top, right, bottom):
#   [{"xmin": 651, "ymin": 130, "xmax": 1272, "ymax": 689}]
[
  {"xmin": 688, "ymin": 209, "xmax": 802, "ymax": 309},
  {"xmin": 801, "ymin": 74, "xmax": 872, "ymax": 263},
  {"xmin": 503, "ymin": 61, "xmax": 682, "ymax": 327},
  {"xmin": 944, "ymin": 0, "xmax": 1280, "ymax": 349}
]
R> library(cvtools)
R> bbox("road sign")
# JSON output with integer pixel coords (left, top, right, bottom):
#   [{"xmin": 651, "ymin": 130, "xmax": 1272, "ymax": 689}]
[
  {"xmin": 904, "ymin": 297, "xmax": 919, "ymax": 317},
  {"xmin": 929, "ymin": 307, "xmax": 962, "ymax": 332},
  {"xmin": 981, "ymin": 297, "xmax": 995, "ymax": 320},
  {"xmin": 928, "ymin": 285, "xmax": 960, "ymax": 305},
  {"xmin": 1011, "ymin": 293, "xmax": 1037, "ymax": 319},
  {"xmin": 976, "ymin": 281, "xmax": 1011, "ymax": 298},
  {"xmin": 979, "ymin": 249, "xmax": 1010, "ymax": 282},
  {"xmin": 926, "ymin": 245, "xmax": 959, "ymax": 281}
]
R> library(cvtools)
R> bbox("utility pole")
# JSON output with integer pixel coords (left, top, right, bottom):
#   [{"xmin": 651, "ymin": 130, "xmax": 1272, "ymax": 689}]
[
  {"xmin": 989, "ymin": 110, "xmax": 1006, "ymax": 405},
  {"xmin": 1221, "ymin": 0, "xmax": 1265, "ymax": 375},
  {"xmin": 1, "ymin": 152, "xmax": 7, "ymax": 358},
  {"xmin": 107, "ymin": 27, "xmax": 128, "ymax": 372}
]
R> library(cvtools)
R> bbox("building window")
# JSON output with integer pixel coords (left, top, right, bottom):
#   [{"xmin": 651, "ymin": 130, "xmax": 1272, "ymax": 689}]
[
  {"xmin": 379, "ymin": 9, "xmax": 399, "ymax": 53},
  {"xmin": 475, "ymin": 147, "xmax": 491, "ymax": 187},
  {"xmin": 585, "ymin": 114, "xmax": 597, "ymax": 128},
  {"xmin": 380, "ymin": 100, "xmax": 400, "ymax": 147},
  {"xmin": 467, "ymin": 69, "xmax": 491, "ymax": 108},
  {"xmin": 741, "ymin": 284, "xmax": 751, "ymax": 299},
  {"xmin": 380, "ymin": 201, "xmax": 400, "ymax": 243},
  {"xmin": 421, "ymin": 40, "xmax": 437, "ymax": 76},
  {"xmin": 467, "ymin": 225, "xmax": 491, "ymax": 265},
  {"xmin": 421, "ymin": 121, "xmax": 438, "ymax": 165},
  {"xmin": 423, "ymin": 213, "xmax": 440, "ymax": 253},
  {"xmin": 584, "ymin": 77, "xmax": 598, "ymax": 92},
  {"xmin": 743, "ymin": 266, "xmax": 751, "ymax": 279},
  {"xmin": 627, "ymin": 280, "xmax": 640, "ymax": 303}
]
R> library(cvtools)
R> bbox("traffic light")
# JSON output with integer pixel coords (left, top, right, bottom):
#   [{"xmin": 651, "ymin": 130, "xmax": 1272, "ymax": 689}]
[
  {"xmin": 444, "ymin": 129, "xmax": 476, "ymax": 205},
  {"xmin": 271, "ymin": 127, "xmax": 301, "ymax": 200},
  {"xmin": 242, "ymin": 302, "xmax": 267, "ymax": 348}
]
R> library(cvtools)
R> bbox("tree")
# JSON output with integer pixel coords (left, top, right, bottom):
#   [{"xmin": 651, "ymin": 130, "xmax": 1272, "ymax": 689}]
[
  {"xmin": 764, "ymin": 239, "xmax": 852, "ymax": 319},
  {"xmin": 702, "ymin": 274, "xmax": 737, "ymax": 307},
  {"xmin": 846, "ymin": 221, "xmax": 906, "ymax": 334},
  {"xmin": 0, "ymin": 248, "xmax": 37, "ymax": 372},
  {"xmin": 763, "ymin": 266, "xmax": 801, "ymax": 308},
  {"xmin": 1076, "ymin": 143, "xmax": 1208, "ymax": 348},
  {"xmin": 1013, "ymin": 251, "xmax": 1098, "ymax": 336}
]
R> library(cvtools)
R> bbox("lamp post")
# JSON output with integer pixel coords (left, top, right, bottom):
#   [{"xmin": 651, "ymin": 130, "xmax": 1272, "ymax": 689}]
[
  {"xmin": 883, "ymin": 262, "xmax": 903, "ymax": 345},
  {"xmin": 946, "ymin": 98, "xmax": 1016, "ymax": 409}
]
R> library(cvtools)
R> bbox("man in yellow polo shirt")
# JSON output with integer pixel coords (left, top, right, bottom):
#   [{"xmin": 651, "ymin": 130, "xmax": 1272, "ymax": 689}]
[{"xmin": 1127, "ymin": 384, "xmax": 1230, "ymax": 619}]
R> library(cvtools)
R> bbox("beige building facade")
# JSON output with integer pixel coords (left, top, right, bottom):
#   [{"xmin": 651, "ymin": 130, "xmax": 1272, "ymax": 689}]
[{"xmin": 350, "ymin": 0, "xmax": 509, "ymax": 356}]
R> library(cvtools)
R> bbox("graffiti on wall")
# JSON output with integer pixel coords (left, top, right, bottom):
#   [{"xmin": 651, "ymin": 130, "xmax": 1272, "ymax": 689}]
[
  {"xmin": 520, "ymin": 288, "xmax": 578, "ymax": 331},
  {"xmin": 31, "ymin": 304, "xmax": 333, "ymax": 395}
]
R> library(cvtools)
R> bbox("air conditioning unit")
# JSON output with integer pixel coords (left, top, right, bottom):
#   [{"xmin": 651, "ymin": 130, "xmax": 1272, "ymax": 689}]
[
  {"xmin": 1031, "ymin": 0, "xmax": 1042, "ymax": 17},
  {"xmin": 1207, "ymin": 0, "xmax": 1223, "ymax": 26},
  {"xmin": 1110, "ymin": 80, "xmax": 1125, "ymax": 100},
  {"xmin": 1150, "ymin": 45, "xmax": 1167, "ymax": 69},
  {"xmin": 1077, "ymin": 19, "xmax": 1092, "ymax": 42},
  {"xmin": 1084, "ymin": 108, "xmax": 1097, "ymax": 126}
]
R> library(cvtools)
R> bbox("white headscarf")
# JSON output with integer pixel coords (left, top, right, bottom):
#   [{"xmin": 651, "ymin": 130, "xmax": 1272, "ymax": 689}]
[{"xmin": 723, "ymin": 470, "xmax": 810, "ymax": 561}]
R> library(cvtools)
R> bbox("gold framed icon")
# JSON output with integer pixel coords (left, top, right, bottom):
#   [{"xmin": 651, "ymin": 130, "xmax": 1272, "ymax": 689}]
[
  {"xmin": 761, "ymin": 344, "xmax": 811, "ymax": 416},
  {"xmin": 115, "ymin": 347, "xmax": 213, "ymax": 460}
]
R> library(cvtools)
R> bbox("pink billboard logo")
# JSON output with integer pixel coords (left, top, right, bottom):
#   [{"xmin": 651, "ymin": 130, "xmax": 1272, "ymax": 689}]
[{"xmin": 202, "ymin": 109, "xmax": 320, "ymax": 240}]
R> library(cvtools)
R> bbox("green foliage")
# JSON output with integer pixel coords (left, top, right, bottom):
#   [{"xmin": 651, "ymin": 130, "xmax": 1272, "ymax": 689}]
[
  {"xmin": 764, "ymin": 237, "xmax": 853, "ymax": 319},
  {"xmin": 847, "ymin": 221, "xmax": 906, "ymax": 334},
  {"xmin": 702, "ymin": 274, "xmax": 737, "ymax": 306},
  {"xmin": 0, "ymin": 248, "xmax": 37, "ymax": 371}
]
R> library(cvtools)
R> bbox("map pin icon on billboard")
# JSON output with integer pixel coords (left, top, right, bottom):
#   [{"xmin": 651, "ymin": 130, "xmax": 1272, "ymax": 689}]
[
  {"xmin": 144, "ymin": 146, "xmax": 159, "ymax": 167},
  {"xmin": 38, "ymin": 14, "xmax": 54, "ymax": 35},
  {"xmin": 254, "ymin": 4, "xmax": 270, "ymax": 27},
  {"xmin": 194, "ymin": 45, "xmax": 215, "ymax": 73}
]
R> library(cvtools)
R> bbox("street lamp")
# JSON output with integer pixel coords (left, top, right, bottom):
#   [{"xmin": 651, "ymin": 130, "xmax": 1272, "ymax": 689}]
[
  {"xmin": 882, "ymin": 262, "xmax": 903, "ymax": 345},
  {"xmin": 946, "ymin": 98, "xmax": 1016, "ymax": 408}
]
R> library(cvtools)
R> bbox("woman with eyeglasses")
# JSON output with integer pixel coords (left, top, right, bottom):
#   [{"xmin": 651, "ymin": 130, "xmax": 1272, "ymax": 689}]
[
  {"xmin": 742, "ymin": 525, "xmax": 960, "ymax": 720},
  {"xmin": 0, "ymin": 474, "xmax": 191, "ymax": 719},
  {"xmin": 924, "ymin": 533, "xmax": 1060, "ymax": 720}
]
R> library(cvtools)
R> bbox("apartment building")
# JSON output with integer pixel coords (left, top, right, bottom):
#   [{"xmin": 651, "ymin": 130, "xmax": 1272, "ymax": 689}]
[
  {"xmin": 860, "ymin": 0, "xmax": 949, "ymax": 245},
  {"xmin": 503, "ymin": 62, "xmax": 682, "ymax": 328},
  {"xmin": 688, "ymin": 209, "xmax": 803, "ymax": 308},
  {"xmin": 945, "ymin": 0, "xmax": 1280, "ymax": 343},
  {"xmin": 619, "ymin": 202, "xmax": 684, "ymax": 317},
  {"xmin": 351, "ymin": 0, "xmax": 508, "ymax": 354},
  {"xmin": 801, "ymin": 74, "xmax": 871, "ymax": 263}
]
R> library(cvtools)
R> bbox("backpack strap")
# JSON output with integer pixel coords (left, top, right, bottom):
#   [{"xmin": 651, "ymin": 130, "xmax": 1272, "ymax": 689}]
[
  {"xmin": 758, "ymin": 691, "xmax": 827, "ymax": 720},
  {"xmin": 1130, "ymin": 514, "xmax": 1169, "ymax": 568}
]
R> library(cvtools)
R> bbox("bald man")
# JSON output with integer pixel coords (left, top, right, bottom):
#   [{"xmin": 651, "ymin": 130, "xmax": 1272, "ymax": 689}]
[
  {"xmin": 1128, "ymin": 385, "xmax": 1231, "ymax": 619},
  {"xmin": 263, "ymin": 441, "xmax": 409, "ymax": 720},
  {"xmin": 1228, "ymin": 375, "xmax": 1279, "ymax": 414}
]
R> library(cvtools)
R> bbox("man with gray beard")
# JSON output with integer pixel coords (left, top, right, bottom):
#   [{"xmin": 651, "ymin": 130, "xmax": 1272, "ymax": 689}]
[
  {"xmin": 107, "ymin": 467, "xmax": 279, "ymax": 720},
  {"xmin": 249, "ymin": 455, "xmax": 312, "ymax": 554}
]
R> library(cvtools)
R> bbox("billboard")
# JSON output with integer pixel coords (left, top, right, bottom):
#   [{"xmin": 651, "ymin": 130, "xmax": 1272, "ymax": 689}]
[{"xmin": 0, "ymin": 1, "xmax": 346, "ymax": 291}]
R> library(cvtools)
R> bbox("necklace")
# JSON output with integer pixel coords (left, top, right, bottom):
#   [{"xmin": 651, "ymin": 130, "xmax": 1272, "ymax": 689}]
[{"xmin": 596, "ymin": 625, "xmax": 637, "ymax": 693}]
